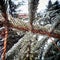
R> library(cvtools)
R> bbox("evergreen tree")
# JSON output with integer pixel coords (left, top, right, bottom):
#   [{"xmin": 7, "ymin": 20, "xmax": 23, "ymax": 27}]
[
  {"xmin": 9, "ymin": 0, "xmax": 17, "ymax": 17},
  {"xmin": 47, "ymin": 0, "xmax": 60, "ymax": 11},
  {"xmin": 47, "ymin": 0, "xmax": 52, "ymax": 9},
  {"xmin": 9, "ymin": 0, "xmax": 25, "ymax": 17},
  {"xmin": 54, "ymin": 0, "xmax": 59, "ymax": 5},
  {"xmin": 53, "ymin": 0, "xmax": 60, "ymax": 9}
]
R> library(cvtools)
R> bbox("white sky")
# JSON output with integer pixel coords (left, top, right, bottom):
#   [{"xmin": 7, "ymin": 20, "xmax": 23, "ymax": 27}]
[{"xmin": 12, "ymin": 0, "xmax": 60, "ymax": 14}]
